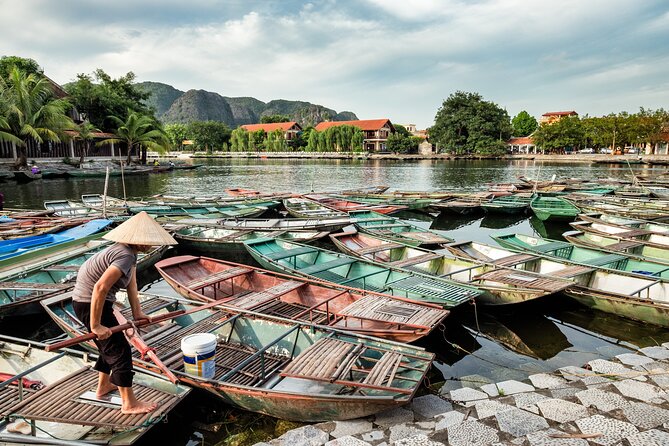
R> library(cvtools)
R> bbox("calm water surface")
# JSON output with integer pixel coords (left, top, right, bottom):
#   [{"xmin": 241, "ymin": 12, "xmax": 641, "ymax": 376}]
[{"xmin": 4, "ymin": 159, "xmax": 669, "ymax": 445}]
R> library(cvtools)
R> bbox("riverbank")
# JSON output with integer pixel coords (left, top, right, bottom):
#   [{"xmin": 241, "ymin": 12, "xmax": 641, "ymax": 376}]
[{"xmin": 258, "ymin": 345, "xmax": 669, "ymax": 446}]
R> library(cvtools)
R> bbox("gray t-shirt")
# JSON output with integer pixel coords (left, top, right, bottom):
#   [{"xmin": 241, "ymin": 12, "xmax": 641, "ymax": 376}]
[{"xmin": 72, "ymin": 243, "xmax": 137, "ymax": 303}]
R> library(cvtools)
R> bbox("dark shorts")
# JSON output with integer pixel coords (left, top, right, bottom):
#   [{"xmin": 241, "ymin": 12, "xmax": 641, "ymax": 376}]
[{"xmin": 73, "ymin": 300, "xmax": 134, "ymax": 388}]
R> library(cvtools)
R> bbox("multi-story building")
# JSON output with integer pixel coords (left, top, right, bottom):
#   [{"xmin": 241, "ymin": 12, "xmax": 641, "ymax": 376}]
[
  {"xmin": 540, "ymin": 111, "xmax": 578, "ymax": 125},
  {"xmin": 314, "ymin": 119, "xmax": 395, "ymax": 152},
  {"xmin": 240, "ymin": 122, "xmax": 302, "ymax": 140}
]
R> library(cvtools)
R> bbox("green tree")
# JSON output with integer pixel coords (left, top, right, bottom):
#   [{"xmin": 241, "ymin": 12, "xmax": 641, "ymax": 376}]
[
  {"xmin": 394, "ymin": 124, "xmax": 411, "ymax": 137},
  {"xmin": 430, "ymin": 91, "xmax": 512, "ymax": 154},
  {"xmin": 250, "ymin": 130, "xmax": 265, "ymax": 151},
  {"xmin": 164, "ymin": 123, "xmax": 189, "ymax": 150},
  {"xmin": 188, "ymin": 121, "xmax": 231, "ymax": 154},
  {"xmin": 260, "ymin": 114, "xmax": 290, "ymax": 123},
  {"xmin": 230, "ymin": 128, "xmax": 249, "ymax": 152},
  {"xmin": 0, "ymin": 56, "xmax": 43, "ymax": 80},
  {"xmin": 0, "ymin": 66, "xmax": 74, "ymax": 166},
  {"xmin": 101, "ymin": 111, "xmax": 170, "ymax": 164},
  {"xmin": 73, "ymin": 121, "xmax": 100, "ymax": 165},
  {"xmin": 532, "ymin": 116, "xmax": 584, "ymax": 153},
  {"xmin": 511, "ymin": 111, "xmax": 538, "ymax": 136},
  {"xmin": 65, "ymin": 69, "xmax": 152, "ymax": 132},
  {"xmin": 307, "ymin": 129, "xmax": 318, "ymax": 151},
  {"xmin": 351, "ymin": 130, "xmax": 364, "ymax": 152}
]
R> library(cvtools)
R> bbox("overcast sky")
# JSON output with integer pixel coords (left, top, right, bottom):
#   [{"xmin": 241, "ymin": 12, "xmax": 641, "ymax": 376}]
[{"xmin": 2, "ymin": 0, "xmax": 668, "ymax": 128}]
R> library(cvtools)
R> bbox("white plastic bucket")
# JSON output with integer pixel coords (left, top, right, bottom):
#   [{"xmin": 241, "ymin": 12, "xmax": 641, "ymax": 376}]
[{"xmin": 181, "ymin": 333, "xmax": 217, "ymax": 379}]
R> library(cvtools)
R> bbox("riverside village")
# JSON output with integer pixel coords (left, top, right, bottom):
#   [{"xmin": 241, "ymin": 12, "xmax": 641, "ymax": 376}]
[{"xmin": 2, "ymin": 2, "xmax": 669, "ymax": 446}]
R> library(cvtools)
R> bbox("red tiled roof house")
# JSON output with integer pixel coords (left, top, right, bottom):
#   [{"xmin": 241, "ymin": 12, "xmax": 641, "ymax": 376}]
[
  {"xmin": 540, "ymin": 111, "xmax": 578, "ymax": 125},
  {"xmin": 240, "ymin": 122, "xmax": 302, "ymax": 140},
  {"xmin": 314, "ymin": 119, "xmax": 395, "ymax": 152}
]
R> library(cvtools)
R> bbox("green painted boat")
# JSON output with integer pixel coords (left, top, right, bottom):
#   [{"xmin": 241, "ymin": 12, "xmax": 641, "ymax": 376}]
[
  {"xmin": 330, "ymin": 231, "xmax": 573, "ymax": 305},
  {"xmin": 579, "ymin": 213, "xmax": 669, "ymax": 234},
  {"xmin": 334, "ymin": 194, "xmax": 439, "ymax": 210},
  {"xmin": 481, "ymin": 194, "xmax": 532, "ymax": 214},
  {"xmin": 282, "ymin": 197, "xmax": 348, "ymax": 219},
  {"xmin": 448, "ymin": 240, "xmax": 669, "ymax": 327},
  {"xmin": 349, "ymin": 210, "xmax": 452, "ymax": 246},
  {"xmin": 530, "ymin": 196, "xmax": 580, "ymax": 221},
  {"xmin": 0, "ymin": 241, "xmax": 167, "ymax": 319},
  {"xmin": 172, "ymin": 225, "xmax": 329, "ymax": 253},
  {"xmin": 493, "ymin": 233, "xmax": 669, "ymax": 276},
  {"xmin": 563, "ymin": 230, "xmax": 669, "ymax": 263},
  {"xmin": 43, "ymin": 292, "xmax": 434, "ymax": 422},
  {"xmin": 568, "ymin": 198, "xmax": 667, "ymax": 220},
  {"xmin": 131, "ymin": 204, "xmax": 268, "ymax": 219},
  {"xmin": 570, "ymin": 220, "xmax": 669, "ymax": 248},
  {"xmin": 244, "ymin": 238, "xmax": 481, "ymax": 308}
]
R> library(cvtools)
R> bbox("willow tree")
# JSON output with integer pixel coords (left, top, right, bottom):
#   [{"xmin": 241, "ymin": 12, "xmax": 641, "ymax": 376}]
[
  {"xmin": 0, "ymin": 66, "xmax": 73, "ymax": 166},
  {"xmin": 101, "ymin": 111, "xmax": 170, "ymax": 164}
]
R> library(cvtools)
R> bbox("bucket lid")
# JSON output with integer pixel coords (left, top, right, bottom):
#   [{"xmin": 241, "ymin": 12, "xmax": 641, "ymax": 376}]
[{"xmin": 181, "ymin": 333, "xmax": 217, "ymax": 351}]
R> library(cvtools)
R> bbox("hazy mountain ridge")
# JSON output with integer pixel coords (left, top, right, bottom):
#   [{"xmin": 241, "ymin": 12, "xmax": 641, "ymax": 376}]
[{"xmin": 137, "ymin": 81, "xmax": 358, "ymax": 128}]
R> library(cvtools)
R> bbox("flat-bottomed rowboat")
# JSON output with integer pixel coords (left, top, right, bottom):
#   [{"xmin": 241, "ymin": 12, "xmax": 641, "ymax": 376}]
[
  {"xmin": 530, "ymin": 196, "xmax": 580, "ymax": 222},
  {"xmin": 349, "ymin": 210, "xmax": 452, "ymax": 246},
  {"xmin": 283, "ymin": 197, "xmax": 349, "ymax": 219},
  {"xmin": 156, "ymin": 255, "xmax": 448, "ymax": 342},
  {"xmin": 244, "ymin": 238, "xmax": 482, "ymax": 308},
  {"xmin": 42, "ymin": 292, "xmax": 434, "ymax": 422},
  {"xmin": 188, "ymin": 216, "xmax": 352, "ymax": 232}
]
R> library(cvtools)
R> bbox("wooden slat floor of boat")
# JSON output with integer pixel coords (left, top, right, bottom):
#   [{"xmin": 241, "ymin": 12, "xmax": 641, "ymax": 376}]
[
  {"xmin": 618, "ymin": 228, "xmax": 653, "ymax": 237},
  {"xmin": 8, "ymin": 368, "xmax": 176, "ymax": 428},
  {"xmin": 185, "ymin": 267, "xmax": 252, "ymax": 290},
  {"xmin": 339, "ymin": 295, "xmax": 444, "ymax": 327},
  {"xmin": 494, "ymin": 253, "xmax": 538, "ymax": 266},
  {"xmin": 251, "ymin": 300, "xmax": 330, "ymax": 324},
  {"xmin": 387, "ymin": 276, "xmax": 475, "ymax": 305},
  {"xmin": 358, "ymin": 243, "xmax": 404, "ymax": 255},
  {"xmin": 0, "ymin": 282, "xmax": 71, "ymax": 291},
  {"xmin": 397, "ymin": 232, "xmax": 448, "ymax": 243},
  {"xmin": 209, "ymin": 342, "xmax": 289, "ymax": 386},
  {"xmin": 362, "ymin": 352, "xmax": 403, "ymax": 387},
  {"xmin": 121, "ymin": 297, "xmax": 178, "ymax": 319},
  {"xmin": 309, "ymin": 270, "xmax": 383, "ymax": 293},
  {"xmin": 281, "ymin": 338, "xmax": 363, "ymax": 382},
  {"xmin": 224, "ymin": 281, "xmax": 305, "ymax": 310},
  {"xmin": 0, "ymin": 386, "xmax": 37, "ymax": 416},
  {"xmin": 530, "ymin": 241, "xmax": 573, "ymax": 253},
  {"xmin": 214, "ymin": 229, "xmax": 254, "ymax": 241},
  {"xmin": 603, "ymin": 240, "xmax": 644, "ymax": 251},
  {"xmin": 587, "ymin": 253, "xmax": 629, "ymax": 267},
  {"xmin": 41, "ymin": 264, "xmax": 81, "ymax": 272},
  {"xmin": 473, "ymin": 269, "xmax": 569, "ymax": 292},
  {"xmin": 390, "ymin": 253, "xmax": 441, "ymax": 268},
  {"xmin": 549, "ymin": 265, "xmax": 596, "ymax": 278}
]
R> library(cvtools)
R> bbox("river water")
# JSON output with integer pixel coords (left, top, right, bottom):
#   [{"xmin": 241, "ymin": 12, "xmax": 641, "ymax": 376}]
[{"xmin": 4, "ymin": 158, "xmax": 669, "ymax": 445}]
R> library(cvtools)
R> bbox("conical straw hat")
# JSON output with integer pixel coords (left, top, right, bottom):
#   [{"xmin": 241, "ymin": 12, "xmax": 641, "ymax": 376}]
[{"xmin": 103, "ymin": 211, "xmax": 177, "ymax": 246}]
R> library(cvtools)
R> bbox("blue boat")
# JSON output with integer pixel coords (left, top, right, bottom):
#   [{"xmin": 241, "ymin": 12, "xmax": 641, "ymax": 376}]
[{"xmin": 0, "ymin": 219, "xmax": 112, "ymax": 261}]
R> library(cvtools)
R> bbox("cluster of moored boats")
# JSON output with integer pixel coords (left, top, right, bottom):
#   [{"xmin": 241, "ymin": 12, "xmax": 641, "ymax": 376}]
[{"xmin": 2, "ymin": 178, "xmax": 669, "ymax": 444}]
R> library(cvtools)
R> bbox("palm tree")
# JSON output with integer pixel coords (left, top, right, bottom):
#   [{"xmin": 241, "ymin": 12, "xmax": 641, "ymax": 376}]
[
  {"xmin": 100, "ymin": 111, "xmax": 170, "ymax": 164},
  {"xmin": 0, "ymin": 66, "xmax": 74, "ymax": 167},
  {"xmin": 73, "ymin": 121, "xmax": 100, "ymax": 165}
]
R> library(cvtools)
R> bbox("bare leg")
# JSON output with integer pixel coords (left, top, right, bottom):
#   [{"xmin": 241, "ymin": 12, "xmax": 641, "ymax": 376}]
[
  {"xmin": 96, "ymin": 372, "xmax": 118, "ymax": 398},
  {"xmin": 118, "ymin": 386, "xmax": 158, "ymax": 414}
]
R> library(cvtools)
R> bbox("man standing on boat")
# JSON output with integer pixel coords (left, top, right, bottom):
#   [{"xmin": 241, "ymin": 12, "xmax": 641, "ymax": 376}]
[{"xmin": 72, "ymin": 211, "xmax": 177, "ymax": 414}]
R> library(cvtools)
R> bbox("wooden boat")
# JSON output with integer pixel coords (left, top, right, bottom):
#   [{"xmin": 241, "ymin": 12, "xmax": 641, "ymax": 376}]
[
  {"xmin": 330, "ymin": 231, "xmax": 573, "ymax": 305},
  {"xmin": 430, "ymin": 193, "xmax": 494, "ymax": 215},
  {"xmin": 156, "ymin": 256, "xmax": 448, "ymax": 342},
  {"xmin": 448, "ymin": 240, "xmax": 669, "ymax": 327},
  {"xmin": 225, "ymin": 188, "xmax": 263, "ymax": 196},
  {"xmin": 81, "ymin": 194, "xmax": 140, "ymax": 209},
  {"xmin": 0, "ymin": 335, "xmax": 189, "ymax": 445},
  {"xmin": 304, "ymin": 194, "xmax": 407, "ymax": 214},
  {"xmin": 0, "ymin": 241, "xmax": 166, "ymax": 319},
  {"xmin": 283, "ymin": 197, "xmax": 348, "ymax": 219},
  {"xmin": 334, "ymin": 194, "xmax": 438, "ymax": 210},
  {"xmin": 244, "ymin": 238, "xmax": 481, "ymax": 308},
  {"xmin": 42, "ymin": 292, "xmax": 434, "ymax": 422},
  {"xmin": 530, "ymin": 196, "xmax": 580, "ymax": 221},
  {"xmin": 567, "ymin": 197, "xmax": 669, "ymax": 220},
  {"xmin": 67, "ymin": 168, "xmax": 123, "ymax": 178},
  {"xmin": 364, "ymin": 190, "xmax": 454, "ymax": 200},
  {"xmin": 571, "ymin": 220, "xmax": 669, "ymax": 247},
  {"xmin": 188, "ymin": 216, "xmax": 352, "ymax": 232},
  {"xmin": 0, "ymin": 170, "xmax": 14, "ymax": 181},
  {"xmin": 349, "ymin": 210, "xmax": 452, "ymax": 246},
  {"xmin": 481, "ymin": 193, "xmax": 532, "ymax": 214},
  {"xmin": 171, "ymin": 163, "xmax": 202, "ymax": 170},
  {"xmin": 336, "ymin": 185, "xmax": 389, "ymax": 195},
  {"xmin": 44, "ymin": 200, "xmax": 101, "ymax": 218},
  {"xmin": 614, "ymin": 185, "xmax": 652, "ymax": 198},
  {"xmin": 579, "ymin": 213, "xmax": 669, "ymax": 234},
  {"xmin": 0, "ymin": 219, "xmax": 111, "ymax": 262},
  {"xmin": 0, "ymin": 216, "xmax": 88, "ymax": 240},
  {"xmin": 492, "ymin": 233, "xmax": 669, "ymax": 276},
  {"xmin": 12, "ymin": 170, "xmax": 42, "ymax": 182},
  {"xmin": 131, "ymin": 204, "xmax": 268, "ymax": 219},
  {"xmin": 563, "ymin": 230, "xmax": 669, "ymax": 263},
  {"xmin": 41, "ymin": 167, "xmax": 70, "ymax": 179},
  {"xmin": 172, "ymin": 225, "xmax": 329, "ymax": 253}
]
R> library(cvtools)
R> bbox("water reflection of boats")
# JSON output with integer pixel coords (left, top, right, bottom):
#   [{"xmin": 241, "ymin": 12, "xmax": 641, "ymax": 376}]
[
  {"xmin": 432, "ymin": 215, "xmax": 480, "ymax": 231},
  {"xmin": 462, "ymin": 311, "xmax": 572, "ymax": 360},
  {"xmin": 529, "ymin": 216, "xmax": 571, "ymax": 239},
  {"xmin": 479, "ymin": 213, "xmax": 526, "ymax": 230},
  {"xmin": 418, "ymin": 317, "xmax": 481, "ymax": 366},
  {"xmin": 549, "ymin": 308, "xmax": 669, "ymax": 348}
]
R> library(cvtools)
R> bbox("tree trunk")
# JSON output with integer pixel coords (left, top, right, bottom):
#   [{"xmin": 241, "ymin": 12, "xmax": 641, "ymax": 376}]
[
  {"xmin": 79, "ymin": 141, "xmax": 89, "ymax": 165},
  {"xmin": 141, "ymin": 146, "xmax": 147, "ymax": 165},
  {"xmin": 16, "ymin": 141, "xmax": 28, "ymax": 168},
  {"xmin": 126, "ymin": 145, "xmax": 133, "ymax": 165}
]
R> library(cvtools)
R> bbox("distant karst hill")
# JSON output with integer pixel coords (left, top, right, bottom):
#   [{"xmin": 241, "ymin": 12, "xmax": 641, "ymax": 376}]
[{"xmin": 137, "ymin": 81, "xmax": 357, "ymax": 128}]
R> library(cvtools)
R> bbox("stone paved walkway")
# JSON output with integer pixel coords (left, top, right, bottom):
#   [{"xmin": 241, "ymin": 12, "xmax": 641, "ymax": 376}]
[{"xmin": 254, "ymin": 344, "xmax": 669, "ymax": 446}]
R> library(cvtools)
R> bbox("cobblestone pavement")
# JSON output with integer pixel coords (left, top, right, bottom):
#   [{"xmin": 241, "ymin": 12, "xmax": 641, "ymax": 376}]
[{"xmin": 254, "ymin": 344, "xmax": 669, "ymax": 446}]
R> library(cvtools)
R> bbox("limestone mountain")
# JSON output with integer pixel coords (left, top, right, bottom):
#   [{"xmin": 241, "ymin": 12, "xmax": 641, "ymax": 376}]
[{"xmin": 137, "ymin": 81, "xmax": 358, "ymax": 128}]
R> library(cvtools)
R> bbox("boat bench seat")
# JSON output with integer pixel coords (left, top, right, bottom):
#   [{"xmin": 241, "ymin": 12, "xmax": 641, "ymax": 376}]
[
  {"xmin": 0, "ymin": 281, "xmax": 71, "ymax": 291},
  {"xmin": 604, "ymin": 240, "xmax": 643, "ymax": 251},
  {"xmin": 265, "ymin": 246, "xmax": 318, "ymax": 260},
  {"xmin": 363, "ymin": 223, "xmax": 411, "ymax": 229},
  {"xmin": 41, "ymin": 264, "xmax": 81, "ymax": 272},
  {"xmin": 226, "ymin": 281, "xmax": 305, "ymax": 310},
  {"xmin": 390, "ymin": 253, "xmax": 441, "ymax": 268},
  {"xmin": 184, "ymin": 267, "xmax": 252, "ymax": 290},
  {"xmin": 494, "ymin": 253, "xmax": 537, "ymax": 266},
  {"xmin": 300, "ymin": 258, "xmax": 357, "ymax": 275},
  {"xmin": 531, "ymin": 241, "xmax": 572, "ymax": 253},
  {"xmin": 587, "ymin": 253, "xmax": 628, "ymax": 267},
  {"xmin": 358, "ymin": 243, "xmax": 404, "ymax": 255},
  {"xmin": 387, "ymin": 276, "xmax": 476, "ymax": 306}
]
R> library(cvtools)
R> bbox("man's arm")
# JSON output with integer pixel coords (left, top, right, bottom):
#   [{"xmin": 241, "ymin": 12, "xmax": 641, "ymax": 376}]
[
  {"xmin": 91, "ymin": 265, "xmax": 123, "ymax": 340},
  {"xmin": 127, "ymin": 267, "xmax": 150, "ymax": 321}
]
